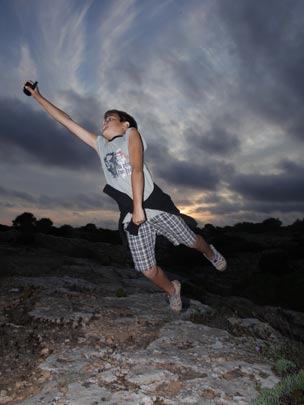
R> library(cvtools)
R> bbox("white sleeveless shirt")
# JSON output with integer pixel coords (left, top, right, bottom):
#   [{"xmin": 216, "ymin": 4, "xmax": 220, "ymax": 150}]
[{"xmin": 96, "ymin": 129, "xmax": 163, "ymax": 222}]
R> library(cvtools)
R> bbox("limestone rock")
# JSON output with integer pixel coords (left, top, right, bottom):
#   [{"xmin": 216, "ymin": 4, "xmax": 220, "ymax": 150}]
[
  {"xmin": 0, "ymin": 241, "xmax": 297, "ymax": 404},
  {"xmin": 16, "ymin": 297, "xmax": 279, "ymax": 405}
]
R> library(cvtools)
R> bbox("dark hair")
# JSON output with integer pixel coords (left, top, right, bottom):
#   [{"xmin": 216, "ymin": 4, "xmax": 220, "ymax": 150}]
[{"xmin": 104, "ymin": 109, "xmax": 138, "ymax": 129}]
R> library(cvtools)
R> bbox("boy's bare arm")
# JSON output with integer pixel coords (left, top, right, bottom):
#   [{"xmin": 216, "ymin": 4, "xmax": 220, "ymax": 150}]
[
  {"xmin": 24, "ymin": 81, "xmax": 98, "ymax": 150},
  {"xmin": 128, "ymin": 128, "xmax": 146, "ymax": 224}
]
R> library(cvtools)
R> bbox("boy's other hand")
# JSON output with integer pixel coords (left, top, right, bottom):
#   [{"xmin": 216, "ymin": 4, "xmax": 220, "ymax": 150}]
[{"xmin": 132, "ymin": 207, "xmax": 146, "ymax": 225}]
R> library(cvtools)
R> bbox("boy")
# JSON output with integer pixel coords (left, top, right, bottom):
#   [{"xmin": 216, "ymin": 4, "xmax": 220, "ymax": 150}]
[{"xmin": 24, "ymin": 81, "xmax": 227, "ymax": 312}]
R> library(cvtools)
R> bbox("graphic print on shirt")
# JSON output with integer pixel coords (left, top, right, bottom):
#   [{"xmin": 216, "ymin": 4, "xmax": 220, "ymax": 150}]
[{"xmin": 104, "ymin": 150, "xmax": 132, "ymax": 178}]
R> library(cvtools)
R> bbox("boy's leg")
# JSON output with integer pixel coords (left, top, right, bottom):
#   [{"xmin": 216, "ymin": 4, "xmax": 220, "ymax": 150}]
[
  {"xmin": 191, "ymin": 234, "xmax": 213, "ymax": 258},
  {"xmin": 149, "ymin": 213, "xmax": 227, "ymax": 271},
  {"xmin": 149, "ymin": 213, "xmax": 212, "ymax": 256},
  {"xmin": 144, "ymin": 267, "xmax": 182, "ymax": 312},
  {"xmin": 191, "ymin": 234, "xmax": 227, "ymax": 271},
  {"xmin": 143, "ymin": 266, "xmax": 174, "ymax": 295},
  {"xmin": 124, "ymin": 221, "xmax": 182, "ymax": 311}
]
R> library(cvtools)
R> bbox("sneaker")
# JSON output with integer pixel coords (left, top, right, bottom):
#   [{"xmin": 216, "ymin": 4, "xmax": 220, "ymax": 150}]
[
  {"xmin": 204, "ymin": 245, "xmax": 227, "ymax": 271},
  {"xmin": 169, "ymin": 280, "xmax": 182, "ymax": 312}
]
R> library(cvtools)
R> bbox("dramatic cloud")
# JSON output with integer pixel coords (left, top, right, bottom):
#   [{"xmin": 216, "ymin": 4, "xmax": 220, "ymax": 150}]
[
  {"xmin": 230, "ymin": 162, "xmax": 304, "ymax": 203},
  {"xmin": 0, "ymin": 97, "xmax": 99, "ymax": 170},
  {"xmin": 0, "ymin": 185, "xmax": 36, "ymax": 204},
  {"xmin": 157, "ymin": 160, "xmax": 219, "ymax": 190},
  {"xmin": 186, "ymin": 126, "xmax": 241, "ymax": 156},
  {"xmin": 216, "ymin": 0, "xmax": 304, "ymax": 141},
  {"xmin": 0, "ymin": 0, "xmax": 303, "ymax": 227},
  {"xmin": 0, "ymin": 184, "xmax": 115, "ymax": 212}
]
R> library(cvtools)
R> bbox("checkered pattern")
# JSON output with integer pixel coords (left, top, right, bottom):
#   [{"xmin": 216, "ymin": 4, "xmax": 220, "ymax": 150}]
[{"xmin": 124, "ymin": 212, "xmax": 197, "ymax": 273}]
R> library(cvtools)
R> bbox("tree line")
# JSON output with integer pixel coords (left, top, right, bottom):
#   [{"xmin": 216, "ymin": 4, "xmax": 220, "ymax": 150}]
[
  {"xmin": 0, "ymin": 212, "xmax": 303, "ymax": 241},
  {"xmin": 0, "ymin": 212, "xmax": 121, "ymax": 244}
]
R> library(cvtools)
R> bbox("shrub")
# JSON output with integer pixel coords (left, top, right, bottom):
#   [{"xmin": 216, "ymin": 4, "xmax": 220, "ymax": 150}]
[
  {"xmin": 274, "ymin": 358, "xmax": 296, "ymax": 375},
  {"xmin": 36, "ymin": 218, "xmax": 53, "ymax": 234},
  {"xmin": 253, "ymin": 370, "xmax": 304, "ymax": 405},
  {"xmin": 12, "ymin": 212, "xmax": 37, "ymax": 230}
]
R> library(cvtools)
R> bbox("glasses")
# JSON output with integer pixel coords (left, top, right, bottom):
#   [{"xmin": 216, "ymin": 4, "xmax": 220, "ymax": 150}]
[{"xmin": 104, "ymin": 116, "xmax": 120, "ymax": 124}]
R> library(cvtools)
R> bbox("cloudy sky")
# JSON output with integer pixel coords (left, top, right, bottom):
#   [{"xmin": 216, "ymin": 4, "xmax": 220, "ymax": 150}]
[{"xmin": 1, "ymin": 0, "xmax": 304, "ymax": 229}]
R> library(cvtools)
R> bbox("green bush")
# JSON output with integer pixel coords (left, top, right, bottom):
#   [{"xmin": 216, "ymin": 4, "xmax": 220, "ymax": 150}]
[
  {"xmin": 253, "ymin": 370, "xmax": 304, "ymax": 405},
  {"xmin": 274, "ymin": 358, "xmax": 296, "ymax": 375}
]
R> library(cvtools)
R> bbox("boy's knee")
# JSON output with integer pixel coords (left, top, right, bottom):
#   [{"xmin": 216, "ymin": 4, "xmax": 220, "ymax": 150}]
[{"xmin": 143, "ymin": 266, "xmax": 158, "ymax": 280}]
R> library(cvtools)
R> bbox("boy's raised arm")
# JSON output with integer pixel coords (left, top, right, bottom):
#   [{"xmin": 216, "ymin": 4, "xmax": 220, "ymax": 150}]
[{"xmin": 23, "ymin": 81, "xmax": 98, "ymax": 150}]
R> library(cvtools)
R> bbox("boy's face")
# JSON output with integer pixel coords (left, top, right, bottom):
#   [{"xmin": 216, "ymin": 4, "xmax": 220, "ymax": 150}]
[{"xmin": 102, "ymin": 113, "xmax": 129, "ymax": 140}]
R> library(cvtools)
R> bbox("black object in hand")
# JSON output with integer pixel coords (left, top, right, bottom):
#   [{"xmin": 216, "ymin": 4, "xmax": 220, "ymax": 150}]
[
  {"xmin": 126, "ymin": 220, "xmax": 141, "ymax": 236},
  {"xmin": 23, "ymin": 81, "xmax": 38, "ymax": 96}
]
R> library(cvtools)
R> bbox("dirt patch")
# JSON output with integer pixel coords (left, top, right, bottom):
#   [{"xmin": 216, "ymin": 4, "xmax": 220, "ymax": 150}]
[{"xmin": 0, "ymin": 286, "xmax": 84, "ymax": 403}]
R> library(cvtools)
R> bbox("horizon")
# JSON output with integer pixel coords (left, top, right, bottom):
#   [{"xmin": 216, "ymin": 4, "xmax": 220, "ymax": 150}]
[{"xmin": 2, "ymin": 211, "xmax": 303, "ymax": 231}]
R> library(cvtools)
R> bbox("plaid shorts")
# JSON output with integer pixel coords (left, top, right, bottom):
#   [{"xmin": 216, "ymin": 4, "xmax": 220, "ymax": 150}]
[{"xmin": 124, "ymin": 212, "xmax": 197, "ymax": 273}]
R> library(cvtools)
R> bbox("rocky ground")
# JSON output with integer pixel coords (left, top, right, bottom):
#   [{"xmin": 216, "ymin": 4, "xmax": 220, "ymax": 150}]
[{"xmin": 0, "ymin": 233, "xmax": 303, "ymax": 404}]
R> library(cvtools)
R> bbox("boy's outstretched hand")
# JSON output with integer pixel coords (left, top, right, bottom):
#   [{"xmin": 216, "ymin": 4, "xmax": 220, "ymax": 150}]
[{"xmin": 23, "ymin": 80, "xmax": 40, "ymax": 97}]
